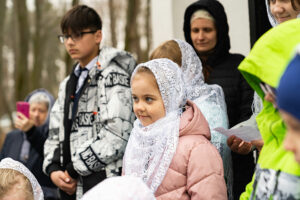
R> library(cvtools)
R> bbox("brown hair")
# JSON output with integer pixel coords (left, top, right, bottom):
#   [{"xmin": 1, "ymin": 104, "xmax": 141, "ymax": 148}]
[
  {"xmin": 0, "ymin": 169, "xmax": 33, "ymax": 200},
  {"xmin": 291, "ymin": 0, "xmax": 300, "ymax": 10},
  {"xmin": 136, "ymin": 66, "xmax": 153, "ymax": 75},
  {"xmin": 150, "ymin": 40, "xmax": 182, "ymax": 67},
  {"xmin": 61, "ymin": 5, "xmax": 102, "ymax": 34}
]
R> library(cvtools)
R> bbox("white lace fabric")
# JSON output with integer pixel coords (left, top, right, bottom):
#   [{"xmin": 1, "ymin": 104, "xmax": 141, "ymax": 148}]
[
  {"xmin": 174, "ymin": 39, "xmax": 227, "ymax": 113},
  {"xmin": 0, "ymin": 158, "xmax": 44, "ymax": 200},
  {"xmin": 81, "ymin": 175, "xmax": 156, "ymax": 200},
  {"xmin": 131, "ymin": 58, "xmax": 187, "ymax": 113},
  {"xmin": 123, "ymin": 59, "xmax": 186, "ymax": 192},
  {"xmin": 174, "ymin": 39, "xmax": 233, "ymax": 199},
  {"xmin": 252, "ymin": 92, "xmax": 263, "ymax": 116}
]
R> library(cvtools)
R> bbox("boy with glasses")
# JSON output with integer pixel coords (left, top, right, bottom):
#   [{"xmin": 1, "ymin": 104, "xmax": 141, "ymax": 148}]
[{"xmin": 43, "ymin": 5, "xmax": 136, "ymax": 199}]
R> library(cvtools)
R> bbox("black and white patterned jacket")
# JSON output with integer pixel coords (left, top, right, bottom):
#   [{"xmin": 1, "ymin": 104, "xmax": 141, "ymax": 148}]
[{"xmin": 43, "ymin": 47, "xmax": 136, "ymax": 198}]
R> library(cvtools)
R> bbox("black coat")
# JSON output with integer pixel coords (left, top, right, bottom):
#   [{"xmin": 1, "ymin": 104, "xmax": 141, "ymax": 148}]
[
  {"xmin": 183, "ymin": 0, "xmax": 253, "ymax": 128},
  {"xmin": 184, "ymin": 1, "xmax": 255, "ymax": 199},
  {"xmin": 206, "ymin": 53, "xmax": 253, "ymax": 128}
]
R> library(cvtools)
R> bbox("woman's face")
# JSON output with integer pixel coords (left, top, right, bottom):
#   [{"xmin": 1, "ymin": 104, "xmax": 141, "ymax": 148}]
[
  {"xmin": 270, "ymin": 0, "xmax": 300, "ymax": 23},
  {"xmin": 190, "ymin": 18, "xmax": 217, "ymax": 54},
  {"xmin": 29, "ymin": 102, "xmax": 48, "ymax": 127}
]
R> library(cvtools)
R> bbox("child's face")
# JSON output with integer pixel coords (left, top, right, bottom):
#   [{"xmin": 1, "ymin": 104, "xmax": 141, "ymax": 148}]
[
  {"xmin": 269, "ymin": 0, "xmax": 300, "ymax": 24},
  {"xmin": 131, "ymin": 72, "xmax": 165, "ymax": 127},
  {"xmin": 281, "ymin": 110, "xmax": 300, "ymax": 163},
  {"xmin": 63, "ymin": 29, "xmax": 102, "ymax": 67}
]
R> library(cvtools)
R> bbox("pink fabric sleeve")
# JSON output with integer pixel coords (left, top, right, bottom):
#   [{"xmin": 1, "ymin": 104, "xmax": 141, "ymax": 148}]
[{"xmin": 187, "ymin": 142, "xmax": 228, "ymax": 200}]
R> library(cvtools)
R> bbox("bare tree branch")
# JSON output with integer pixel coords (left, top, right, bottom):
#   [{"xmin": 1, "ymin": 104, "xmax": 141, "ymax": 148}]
[
  {"xmin": 13, "ymin": 0, "xmax": 30, "ymax": 100},
  {"xmin": 145, "ymin": 0, "xmax": 152, "ymax": 56},
  {"xmin": 72, "ymin": 0, "xmax": 79, "ymax": 6},
  {"xmin": 125, "ymin": 0, "xmax": 141, "ymax": 61},
  {"xmin": 31, "ymin": 0, "xmax": 45, "ymax": 91},
  {"xmin": 109, "ymin": 0, "xmax": 117, "ymax": 47},
  {"xmin": 0, "ymin": 0, "xmax": 13, "ymax": 126}
]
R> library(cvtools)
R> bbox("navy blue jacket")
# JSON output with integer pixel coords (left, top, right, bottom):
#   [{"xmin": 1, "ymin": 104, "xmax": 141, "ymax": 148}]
[{"xmin": 0, "ymin": 89, "xmax": 58, "ymax": 199}]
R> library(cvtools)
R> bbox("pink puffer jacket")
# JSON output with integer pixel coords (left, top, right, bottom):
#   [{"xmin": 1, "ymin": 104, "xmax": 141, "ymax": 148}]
[{"xmin": 155, "ymin": 100, "xmax": 227, "ymax": 200}]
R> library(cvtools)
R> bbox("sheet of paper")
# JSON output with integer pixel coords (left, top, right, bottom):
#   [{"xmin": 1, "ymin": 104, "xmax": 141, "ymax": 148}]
[{"xmin": 214, "ymin": 126, "xmax": 262, "ymax": 142}]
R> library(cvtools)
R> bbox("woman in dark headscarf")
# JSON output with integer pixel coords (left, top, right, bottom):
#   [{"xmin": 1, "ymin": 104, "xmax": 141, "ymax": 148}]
[{"xmin": 183, "ymin": 1, "xmax": 254, "ymax": 199}]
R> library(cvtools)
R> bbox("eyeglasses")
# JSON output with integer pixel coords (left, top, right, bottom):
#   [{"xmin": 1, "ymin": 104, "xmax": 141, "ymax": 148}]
[{"xmin": 58, "ymin": 30, "xmax": 97, "ymax": 43}]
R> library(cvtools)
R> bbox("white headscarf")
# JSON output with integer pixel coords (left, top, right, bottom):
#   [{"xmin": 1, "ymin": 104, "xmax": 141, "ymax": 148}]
[
  {"xmin": 190, "ymin": 9, "xmax": 215, "ymax": 23},
  {"xmin": 266, "ymin": 0, "xmax": 280, "ymax": 27},
  {"xmin": 174, "ymin": 39, "xmax": 233, "ymax": 198},
  {"xmin": 81, "ymin": 176, "xmax": 156, "ymax": 200},
  {"xmin": 174, "ymin": 39, "xmax": 227, "ymax": 113},
  {"xmin": 123, "ymin": 58, "xmax": 187, "ymax": 193},
  {"xmin": 0, "ymin": 158, "xmax": 44, "ymax": 200}
]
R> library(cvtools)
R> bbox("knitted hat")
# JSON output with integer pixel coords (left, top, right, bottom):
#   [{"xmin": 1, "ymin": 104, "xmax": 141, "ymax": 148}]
[{"xmin": 277, "ymin": 46, "xmax": 300, "ymax": 121}]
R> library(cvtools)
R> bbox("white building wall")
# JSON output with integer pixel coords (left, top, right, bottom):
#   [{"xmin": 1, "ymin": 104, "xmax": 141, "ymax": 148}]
[{"xmin": 151, "ymin": 0, "xmax": 250, "ymax": 56}]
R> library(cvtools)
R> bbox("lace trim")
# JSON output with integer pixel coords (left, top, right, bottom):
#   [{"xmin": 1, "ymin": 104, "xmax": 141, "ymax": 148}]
[
  {"xmin": 0, "ymin": 158, "xmax": 44, "ymax": 200},
  {"xmin": 125, "ymin": 59, "xmax": 186, "ymax": 192},
  {"xmin": 175, "ymin": 39, "xmax": 232, "ymax": 198}
]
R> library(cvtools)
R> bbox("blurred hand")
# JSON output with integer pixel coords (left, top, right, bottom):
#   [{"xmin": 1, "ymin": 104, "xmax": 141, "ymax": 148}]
[
  {"xmin": 251, "ymin": 139, "xmax": 264, "ymax": 153},
  {"xmin": 227, "ymin": 135, "xmax": 252, "ymax": 155},
  {"xmin": 14, "ymin": 112, "xmax": 34, "ymax": 132},
  {"xmin": 50, "ymin": 170, "xmax": 77, "ymax": 195},
  {"xmin": 264, "ymin": 93, "xmax": 277, "ymax": 108}
]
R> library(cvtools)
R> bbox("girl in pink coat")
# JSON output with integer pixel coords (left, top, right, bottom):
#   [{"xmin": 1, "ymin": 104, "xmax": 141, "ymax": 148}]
[{"xmin": 123, "ymin": 58, "xmax": 227, "ymax": 200}]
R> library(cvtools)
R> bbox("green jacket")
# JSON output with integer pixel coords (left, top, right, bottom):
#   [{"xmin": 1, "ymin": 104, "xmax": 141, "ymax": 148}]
[{"xmin": 239, "ymin": 19, "xmax": 300, "ymax": 200}]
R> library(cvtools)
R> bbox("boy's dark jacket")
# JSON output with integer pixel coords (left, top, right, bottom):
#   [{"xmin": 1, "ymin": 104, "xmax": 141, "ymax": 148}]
[{"xmin": 43, "ymin": 47, "xmax": 136, "ymax": 198}]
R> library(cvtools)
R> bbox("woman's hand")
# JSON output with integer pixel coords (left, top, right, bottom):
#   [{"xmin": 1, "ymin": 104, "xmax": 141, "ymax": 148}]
[
  {"xmin": 14, "ymin": 112, "xmax": 34, "ymax": 132},
  {"xmin": 227, "ymin": 135, "xmax": 252, "ymax": 155}
]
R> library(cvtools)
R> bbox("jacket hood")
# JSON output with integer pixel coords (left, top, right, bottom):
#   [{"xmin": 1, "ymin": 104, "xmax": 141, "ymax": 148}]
[
  {"xmin": 183, "ymin": 0, "xmax": 230, "ymax": 66},
  {"xmin": 179, "ymin": 100, "xmax": 210, "ymax": 140},
  {"xmin": 25, "ymin": 88, "xmax": 55, "ymax": 108},
  {"xmin": 238, "ymin": 19, "xmax": 300, "ymax": 99},
  {"xmin": 98, "ymin": 46, "xmax": 136, "ymax": 75},
  {"xmin": 238, "ymin": 19, "xmax": 300, "ymax": 177},
  {"xmin": 265, "ymin": 0, "xmax": 300, "ymax": 27}
]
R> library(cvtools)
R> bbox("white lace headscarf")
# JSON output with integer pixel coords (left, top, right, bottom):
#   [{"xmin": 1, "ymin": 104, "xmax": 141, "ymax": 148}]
[
  {"xmin": 174, "ymin": 39, "xmax": 226, "ymax": 107},
  {"xmin": 0, "ymin": 158, "xmax": 44, "ymax": 200},
  {"xmin": 81, "ymin": 176, "xmax": 156, "ymax": 200},
  {"xmin": 123, "ymin": 58, "xmax": 187, "ymax": 193},
  {"xmin": 174, "ymin": 39, "xmax": 234, "ymax": 198},
  {"xmin": 265, "ymin": 0, "xmax": 300, "ymax": 27}
]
